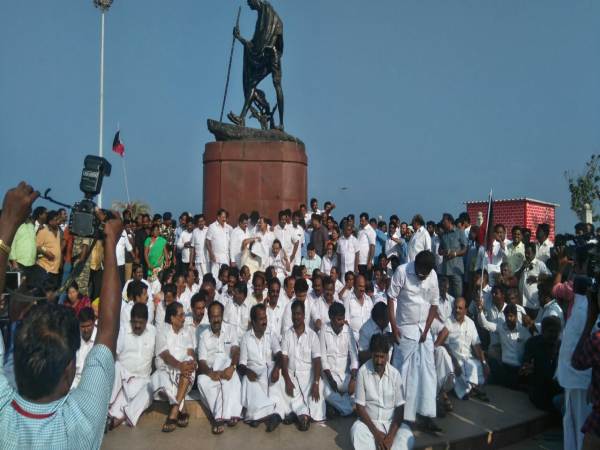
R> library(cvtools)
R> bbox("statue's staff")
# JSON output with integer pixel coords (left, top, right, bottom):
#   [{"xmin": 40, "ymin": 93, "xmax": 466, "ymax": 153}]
[{"xmin": 220, "ymin": 6, "xmax": 242, "ymax": 122}]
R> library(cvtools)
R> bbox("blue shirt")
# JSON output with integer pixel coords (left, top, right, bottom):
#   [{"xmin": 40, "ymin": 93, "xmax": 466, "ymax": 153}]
[
  {"xmin": 0, "ymin": 344, "xmax": 115, "ymax": 449},
  {"xmin": 375, "ymin": 229, "xmax": 386, "ymax": 260}
]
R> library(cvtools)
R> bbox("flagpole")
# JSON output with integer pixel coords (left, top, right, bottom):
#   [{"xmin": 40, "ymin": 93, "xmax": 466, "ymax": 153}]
[
  {"xmin": 479, "ymin": 189, "xmax": 493, "ymax": 304},
  {"xmin": 121, "ymin": 156, "xmax": 131, "ymax": 204}
]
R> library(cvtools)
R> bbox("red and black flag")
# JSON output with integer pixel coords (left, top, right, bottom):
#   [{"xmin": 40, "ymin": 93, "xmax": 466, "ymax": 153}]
[
  {"xmin": 477, "ymin": 190, "xmax": 494, "ymax": 254},
  {"xmin": 112, "ymin": 130, "xmax": 125, "ymax": 157}
]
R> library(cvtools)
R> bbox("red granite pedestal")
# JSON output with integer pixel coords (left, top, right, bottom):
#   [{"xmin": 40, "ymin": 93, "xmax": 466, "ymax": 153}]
[{"xmin": 203, "ymin": 140, "xmax": 307, "ymax": 223}]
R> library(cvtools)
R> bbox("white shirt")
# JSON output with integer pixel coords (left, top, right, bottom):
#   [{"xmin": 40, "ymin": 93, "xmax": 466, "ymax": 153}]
[
  {"xmin": 557, "ymin": 293, "xmax": 592, "ymax": 389},
  {"xmin": 281, "ymin": 297, "xmax": 312, "ymax": 335},
  {"xmin": 358, "ymin": 319, "xmax": 391, "ymax": 352},
  {"xmin": 274, "ymin": 223, "xmax": 299, "ymax": 260},
  {"xmin": 385, "ymin": 236, "xmax": 403, "ymax": 260},
  {"xmin": 535, "ymin": 299, "xmax": 565, "ymax": 332},
  {"xmin": 320, "ymin": 254, "xmax": 338, "ymax": 275},
  {"xmin": 319, "ymin": 323, "xmax": 358, "ymax": 378},
  {"xmin": 281, "ymin": 326, "xmax": 321, "ymax": 373},
  {"xmin": 197, "ymin": 323, "xmax": 239, "ymax": 367},
  {"xmin": 72, "ymin": 327, "xmax": 97, "ymax": 389},
  {"xmin": 229, "ymin": 226, "xmax": 249, "ymax": 266},
  {"xmin": 154, "ymin": 324, "xmax": 195, "ymax": 371},
  {"xmin": 267, "ymin": 250, "xmax": 290, "ymax": 278},
  {"xmin": 206, "ymin": 221, "xmax": 232, "ymax": 263},
  {"xmin": 122, "ymin": 278, "xmax": 153, "ymax": 302},
  {"xmin": 116, "ymin": 230, "xmax": 133, "ymax": 266},
  {"xmin": 266, "ymin": 299, "xmax": 286, "ymax": 340},
  {"xmin": 310, "ymin": 297, "xmax": 334, "ymax": 330},
  {"xmin": 387, "ymin": 262, "xmax": 439, "ymax": 340},
  {"xmin": 355, "ymin": 360, "xmax": 405, "ymax": 423},
  {"xmin": 407, "ymin": 226, "xmax": 431, "ymax": 262},
  {"xmin": 337, "ymin": 235, "xmax": 359, "ymax": 274},
  {"xmin": 358, "ymin": 225, "xmax": 376, "ymax": 265},
  {"xmin": 506, "ymin": 241, "xmax": 525, "ymax": 274},
  {"xmin": 255, "ymin": 230, "xmax": 276, "ymax": 264},
  {"xmin": 239, "ymin": 328, "xmax": 281, "ymax": 371},
  {"xmin": 445, "ymin": 316, "xmax": 480, "ymax": 361},
  {"xmin": 224, "ymin": 298, "xmax": 256, "ymax": 338},
  {"xmin": 290, "ymin": 225, "xmax": 305, "ymax": 266},
  {"xmin": 486, "ymin": 240, "xmax": 510, "ymax": 286},
  {"xmin": 520, "ymin": 258, "xmax": 551, "ymax": 309},
  {"xmin": 116, "ymin": 323, "xmax": 156, "ymax": 377},
  {"xmin": 535, "ymin": 238, "xmax": 553, "ymax": 264},
  {"xmin": 177, "ymin": 229, "xmax": 194, "ymax": 264},
  {"xmin": 120, "ymin": 299, "xmax": 155, "ymax": 328},
  {"xmin": 437, "ymin": 294, "xmax": 455, "ymax": 323},
  {"xmin": 192, "ymin": 227, "xmax": 208, "ymax": 265},
  {"xmin": 479, "ymin": 313, "xmax": 531, "ymax": 367},
  {"xmin": 344, "ymin": 291, "xmax": 374, "ymax": 341}
]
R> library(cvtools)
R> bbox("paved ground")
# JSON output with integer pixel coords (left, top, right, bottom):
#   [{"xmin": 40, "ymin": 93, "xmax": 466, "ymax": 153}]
[{"xmin": 101, "ymin": 386, "xmax": 553, "ymax": 450}]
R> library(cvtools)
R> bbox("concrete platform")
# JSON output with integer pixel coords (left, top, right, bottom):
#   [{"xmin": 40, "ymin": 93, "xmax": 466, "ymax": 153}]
[{"xmin": 101, "ymin": 386, "xmax": 554, "ymax": 450}]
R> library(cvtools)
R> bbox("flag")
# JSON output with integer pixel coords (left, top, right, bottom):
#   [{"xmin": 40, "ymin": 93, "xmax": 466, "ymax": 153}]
[{"xmin": 112, "ymin": 130, "xmax": 125, "ymax": 157}]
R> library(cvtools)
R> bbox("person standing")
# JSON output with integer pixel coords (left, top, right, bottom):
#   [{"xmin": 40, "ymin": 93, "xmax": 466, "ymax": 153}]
[
  {"xmin": 535, "ymin": 223, "xmax": 553, "ymax": 264},
  {"xmin": 229, "ymin": 213, "xmax": 249, "ymax": 268},
  {"xmin": 407, "ymin": 215, "xmax": 431, "ymax": 263},
  {"xmin": 357, "ymin": 213, "xmax": 376, "ymax": 279},
  {"xmin": 438, "ymin": 213, "xmax": 467, "ymax": 298},
  {"xmin": 34, "ymin": 210, "xmax": 61, "ymax": 290},
  {"xmin": 206, "ymin": 209, "xmax": 232, "ymax": 279},
  {"xmin": 191, "ymin": 214, "xmax": 208, "ymax": 278},
  {"xmin": 176, "ymin": 220, "xmax": 194, "ymax": 271},
  {"xmin": 387, "ymin": 250, "xmax": 441, "ymax": 432},
  {"xmin": 8, "ymin": 217, "xmax": 36, "ymax": 280},
  {"xmin": 338, "ymin": 223, "xmax": 360, "ymax": 275},
  {"xmin": 310, "ymin": 214, "xmax": 329, "ymax": 258}
]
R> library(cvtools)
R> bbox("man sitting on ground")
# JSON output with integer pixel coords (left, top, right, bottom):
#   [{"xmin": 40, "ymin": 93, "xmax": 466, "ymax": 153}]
[
  {"xmin": 358, "ymin": 302, "xmax": 391, "ymax": 366},
  {"xmin": 351, "ymin": 334, "xmax": 415, "ymax": 450},
  {"xmin": 71, "ymin": 307, "xmax": 97, "ymax": 389}
]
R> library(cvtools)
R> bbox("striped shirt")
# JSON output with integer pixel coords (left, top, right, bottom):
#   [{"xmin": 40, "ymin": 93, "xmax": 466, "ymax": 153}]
[{"xmin": 0, "ymin": 344, "xmax": 114, "ymax": 449}]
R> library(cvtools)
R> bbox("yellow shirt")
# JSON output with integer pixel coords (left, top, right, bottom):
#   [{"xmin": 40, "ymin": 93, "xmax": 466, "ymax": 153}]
[
  {"xmin": 90, "ymin": 240, "xmax": 104, "ymax": 271},
  {"xmin": 36, "ymin": 227, "xmax": 61, "ymax": 274}
]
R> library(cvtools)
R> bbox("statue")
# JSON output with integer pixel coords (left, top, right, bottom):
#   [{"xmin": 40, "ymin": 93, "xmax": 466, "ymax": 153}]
[{"xmin": 228, "ymin": 0, "xmax": 284, "ymax": 131}]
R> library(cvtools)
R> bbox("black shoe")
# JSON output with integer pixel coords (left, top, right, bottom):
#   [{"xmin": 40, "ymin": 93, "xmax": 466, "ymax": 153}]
[
  {"xmin": 249, "ymin": 420, "xmax": 260, "ymax": 428},
  {"xmin": 266, "ymin": 415, "xmax": 281, "ymax": 433},
  {"xmin": 282, "ymin": 415, "xmax": 294, "ymax": 425},
  {"xmin": 420, "ymin": 417, "xmax": 443, "ymax": 434}
]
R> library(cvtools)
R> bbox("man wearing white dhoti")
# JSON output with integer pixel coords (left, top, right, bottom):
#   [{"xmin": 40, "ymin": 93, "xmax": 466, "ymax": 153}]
[
  {"xmin": 386, "ymin": 250, "xmax": 441, "ymax": 432},
  {"xmin": 281, "ymin": 300, "xmax": 326, "ymax": 430},
  {"xmin": 239, "ymin": 303, "xmax": 285, "ymax": 432},
  {"xmin": 444, "ymin": 297, "xmax": 489, "ymax": 402},
  {"xmin": 351, "ymin": 334, "xmax": 414, "ymax": 450},
  {"xmin": 197, "ymin": 301, "xmax": 243, "ymax": 435},
  {"xmin": 108, "ymin": 303, "xmax": 156, "ymax": 429},
  {"xmin": 320, "ymin": 302, "xmax": 358, "ymax": 417},
  {"xmin": 151, "ymin": 301, "xmax": 196, "ymax": 433},
  {"xmin": 429, "ymin": 318, "xmax": 453, "ymax": 416}
]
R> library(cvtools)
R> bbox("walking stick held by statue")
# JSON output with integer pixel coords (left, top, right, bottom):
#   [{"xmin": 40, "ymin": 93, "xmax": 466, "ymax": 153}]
[{"xmin": 219, "ymin": 6, "xmax": 242, "ymax": 123}]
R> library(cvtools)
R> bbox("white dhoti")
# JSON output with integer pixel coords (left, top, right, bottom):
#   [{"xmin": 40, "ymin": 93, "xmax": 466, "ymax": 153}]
[
  {"xmin": 434, "ymin": 346, "xmax": 454, "ymax": 395},
  {"xmin": 280, "ymin": 370, "xmax": 326, "ymax": 421},
  {"xmin": 241, "ymin": 364, "xmax": 285, "ymax": 421},
  {"xmin": 210, "ymin": 260, "xmax": 227, "ymax": 279},
  {"xmin": 151, "ymin": 359, "xmax": 194, "ymax": 406},
  {"xmin": 109, "ymin": 362, "xmax": 153, "ymax": 426},
  {"xmin": 323, "ymin": 371, "xmax": 354, "ymax": 416},
  {"xmin": 351, "ymin": 420, "xmax": 414, "ymax": 450},
  {"xmin": 392, "ymin": 335, "xmax": 436, "ymax": 421},
  {"xmin": 195, "ymin": 262, "xmax": 207, "ymax": 279},
  {"xmin": 453, "ymin": 357, "xmax": 484, "ymax": 400},
  {"xmin": 197, "ymin": 355, "xmax": 243, "ymax": 421},
  {"xmin": 563, "ymin": 388, "xmax": 592, "ymax": 450}
]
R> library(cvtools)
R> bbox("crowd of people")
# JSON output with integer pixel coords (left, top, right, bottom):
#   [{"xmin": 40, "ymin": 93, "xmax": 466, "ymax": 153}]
[{"xmin": 2, "ymin": 190, "xmax": 600, "ymax": 449}]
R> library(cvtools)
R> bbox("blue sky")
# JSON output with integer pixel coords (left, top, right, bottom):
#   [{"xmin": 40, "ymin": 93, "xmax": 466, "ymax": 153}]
[{"xmin": 1, "ymin": 1, "xmax": 599, "ymax": 231}]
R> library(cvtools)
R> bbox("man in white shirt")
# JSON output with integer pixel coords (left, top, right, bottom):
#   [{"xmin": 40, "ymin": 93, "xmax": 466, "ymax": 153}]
[
  {"xmin": 290, "ymin": 211, "xmax": 305, "ymax": 266},
  {"xmin": 239, "ymin": 303, "xmax": 285, "ymax": 432},
  {"xmin": 229, "ymin": 213, "xmax": 250, "ymax": 268},
  {"xmin": 534, "ymin": 223, "xmax": 553, "ymax": 264},
  {"xmin": 197, "ymin": 301, "xmax": 243, "ymax": 434},
  {"xmin": 116, "ymin": 229, "xmax": 133, "ymax": 288},
  {"xmin": 281, "ymin": 300, "xmax": 326, "ymax": 430},
  {"xmin": 506, "ymin": 226, "xmax": 525, "ymax": 274},
  {"xmin": 108, "ymin": 303, "xmax": 156, "ymax": 428},
  {"xmin": 518, "ymin": 243, "xmax": 551, "ymax": 316},
  {"xmin": 386, "ymin": 250, "xmax": 440, "ymax": 431},
  {"xmin": 444, "ymin": 297, "xmax": 489, "ymax": 400},
  {"xmin": 478, "ymin": 302, "xmax": 531, "ymax": 388},
  {"xmin": 224, "ymin": 282, "xmax": 255, "ymax": 337},
  {"xmin": 205, "ymin": 209, "xmax": 232, "ymax": 278},
  {"xmin": 557, "ymin": 282, "xmax": 593, "ymax": 450},
  {"xmin": 274, "ymin": 210, "xmax": 299, "ymax": 267},
  {"xmin": 534, "ymin": 278, "xmax": 565, "ymax": 333},
  {"xmin": 71, "ymin": 307, "xmax": 97, "ymax": 390},
  {"xmin": 304, "ymin": 198, "xmax": 322, "ymax": 225},
  {"xmin": 254, "ymin": 217, "xmax": 276, "ymax": 265},
  {"xmin": 266, "ymin": 278, "xmax": 286, "ymax": 341},
  {"xmin": 337, "ymin": 223, "xmax": 359, "ymax": 275},
  {"xmin": 358, "ymin": 302, "xmax": 391, "ymax": 365},
  {"xmin": 177, "ymin": 220, "xmax": 194, "ymax": 270},
  {"xmin": 407, "ymin": 215, "xmax": 431, "ymax": 263},
  {"xmin": 344, "ymin": 274, "xmax": 374, "ymax": 342},
  {"xmin": 281, "ymin": 278, "xmax": 312, "ymax": 334},
  {"xmin": 121, "ymin": 263, "xmax": 154, "ymax": 303},
  {"xmin": 121, "ymin": 280, "xmax": 154, "ymax": 328},
  {"xmin": 191, "ymin": 214, "xmax": 208, "ymax": 278},
  {"xmin": 486, "ymin": 224, "xmax": 510, "ymax": 287},
  {"xmin": 357, "ymin": 212, "xmax": 376, "ymax": 278},
  {"xmin": 351, "ymin": 334, "xmax": 414, "ymax": 450},
  {"xmin": 437, "ymin": 275, "xmax": 455, "ymax": 323},
  {"xmin": 319, "ymin": 302, "xmax": 358, "ymax": 417},
  {"xmin": 301, "ymin": 243, "xmax": 321, "ymax": 276}
]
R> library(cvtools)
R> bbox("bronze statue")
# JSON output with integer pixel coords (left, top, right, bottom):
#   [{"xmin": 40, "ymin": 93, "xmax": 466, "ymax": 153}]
[{"xmin": 227, "ymin": 0, "xmax": 284, "ymax": 131}]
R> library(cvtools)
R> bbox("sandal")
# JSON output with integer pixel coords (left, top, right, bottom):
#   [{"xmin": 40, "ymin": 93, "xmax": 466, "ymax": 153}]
[
  {"xmin": 443, "ymin": 397, "xmax": 453, "ymax": 412},
  {"xmin": 297, "ymin": 415, "xmax": 310, "ymax": 432},
  {"xmin": 227, "ymin": 417, "xmax": 239, "ymax": 427},
  {"xmin": 177, "ymin": 412, "xmax": 189, "ymax": 428},
  {"xmin": 212, "ymin": 423, "xmax": 225, "ymax": 435},
  {"xmin": 162, "ymin": 418, "xmax": 178, "ymax": 433}
]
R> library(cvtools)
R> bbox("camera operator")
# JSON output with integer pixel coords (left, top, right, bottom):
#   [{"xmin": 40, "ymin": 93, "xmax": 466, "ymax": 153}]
[
  {"xmin": 552, "ymin": 244, "xmax": 588, "ymax": 320},
  {"xmin": 0, "ymin": 181, "xmax": 123, "ymax": 449}
]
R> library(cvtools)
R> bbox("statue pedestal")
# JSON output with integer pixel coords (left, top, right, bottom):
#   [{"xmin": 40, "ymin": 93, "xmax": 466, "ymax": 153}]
[{"xmin": 203, "ymin": 140, "xmax": 307, "ymax": 223}]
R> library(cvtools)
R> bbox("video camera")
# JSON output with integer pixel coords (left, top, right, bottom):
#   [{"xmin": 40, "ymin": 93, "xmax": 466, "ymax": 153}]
[
  {"xmin": 68, "ymin": 155, "xmax": 112, "ymax": 238},
  {"xmin": 554, "ymin": 232, "xmax": 600, "ymax": 282}
]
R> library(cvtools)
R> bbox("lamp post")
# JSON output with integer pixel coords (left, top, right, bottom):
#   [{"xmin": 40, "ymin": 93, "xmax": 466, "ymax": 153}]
[{"xmin": 93, "ymin": 0, "xmax": 113, "ymax": 208}]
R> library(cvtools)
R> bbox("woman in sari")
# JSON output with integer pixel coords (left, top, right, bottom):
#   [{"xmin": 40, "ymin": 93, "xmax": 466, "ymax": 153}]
[{"xmin": 144, "ymin": 225, "xmax": 169, "ymax": 277}]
